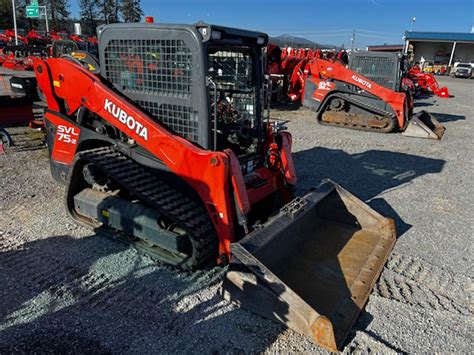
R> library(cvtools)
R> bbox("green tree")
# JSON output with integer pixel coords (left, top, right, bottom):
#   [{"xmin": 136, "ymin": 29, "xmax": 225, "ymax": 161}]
[
  {"xmin": 46, "ymin": 0, "xmax": 70, "ymax": 31},
  {"xmin": 79, "ymin": 0, "xmax": 100, "ymax": 34},
  {"xmin": 0, "ymin": 0, "xmax": 28, "ymax": 29},
  {"xmin": 100, "ymin": 0, "xmax": 120, "ymax": 24},
  {"xmin": 120, "ymin": 0, "xmax": 142, "ymax": 23},
  {"xmin": 0, "ymin": 0, "xmax": 14, "ymax": 29}
]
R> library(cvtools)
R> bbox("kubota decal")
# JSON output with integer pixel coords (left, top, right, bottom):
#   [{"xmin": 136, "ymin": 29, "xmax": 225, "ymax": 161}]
[
  {"xmin": 104, "ymin": 98, "xmax": 148, "ymax": 140},
  {"xmin": 57, "ymin": 125, "xmax": 79, "ymax": 144},
  {"xmin": 318, "ymin": 81, "xmax": 333, "ymax": 90},
  {"xmin": 51, "ymin": 122, "xmax": 80, "ymax": 165},
  {"xmin": 351, "ymin": 74, "xmax": 372, "ymax": 89}
]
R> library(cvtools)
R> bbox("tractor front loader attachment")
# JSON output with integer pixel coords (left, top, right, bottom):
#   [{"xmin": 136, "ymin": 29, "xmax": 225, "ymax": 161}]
[
  {"xmin": 403, "ymin": 110, "xmax": 446, "ymax": 140},
  {"xmin": 222, "ymin": 180, "xmax": 396, "ymax": 351}
]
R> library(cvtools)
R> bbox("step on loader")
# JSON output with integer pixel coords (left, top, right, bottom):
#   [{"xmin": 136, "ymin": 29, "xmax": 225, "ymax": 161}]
[{"xmin": 34, "ymin": 21, "xmax": 396, "ymax": 351}]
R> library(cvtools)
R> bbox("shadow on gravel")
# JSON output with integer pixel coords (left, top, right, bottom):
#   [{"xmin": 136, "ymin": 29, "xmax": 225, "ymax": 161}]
[
  {"xmin": 293, "ymin": 148, "xmax": 445, "ymax": 237},
  {"xmin": 413, "ymin": 101, "xmax": 434, "ymax": 107},
  {"xmin": 0, "ymin": 234, "xmax": 284, "ymax": 353},
  {"xmin": 429, "ymin": 112, "xmax": 466, "ymax": 123},
  {"xmin": 0, "ymin": 149, "xmax": 446, "ymax": 353},
  {"xmin": 270, "ymin": 102, "xmax": 301, "ymax": 111},
  {"xmin": 347, "ymin": 310, "xmax": 408, "ymax": 353}
]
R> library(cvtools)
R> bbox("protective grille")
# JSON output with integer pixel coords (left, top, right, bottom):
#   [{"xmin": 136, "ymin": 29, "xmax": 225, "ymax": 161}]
[
  {"xmin": 103, "ymin": 38, "xmax": 200, "ymax": 143},
  {"xmin": 104, "ymin": 39, "xmax": 193, "ymax": 97},
  {"xmin": 208, "ymin": 50, "xmax": 253, "ymax": 91},
  {"xmin": 136, "ymin": 100, "xmax": 199, "ymax": 142},
  {"xmin": 231, "ymin": 93, "xmax": 256, "ymax": 126},
  {"xmin": 208, "ymin": 49, "xmax": 256, "ymax": 127},
  {"xmin": 350, "ymin": 54, "xmax": 397, "ymax": 89}
]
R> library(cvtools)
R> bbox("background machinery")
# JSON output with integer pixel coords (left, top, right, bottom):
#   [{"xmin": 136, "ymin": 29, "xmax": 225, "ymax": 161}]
[
  {"xmin": 350, "ymin": 51, "xmax": 450, "ymax": 99},
  {"xmin": 0, "ymin": 39, "xmax": 86, "ymax": 151},
  {"xmin": 406, "ymin": 65, "xmax": 450, "ymax": 98},
  {"xmin": 34, "ymin": 22, "xmax": 396, "ymax": 351},
  {"xmin": 266, "ymin": 46, "xmax": 446, "ymax": 139},
  {"xmin": 304, "ymin": 51, "xmax": 445, "ymax": 139}
]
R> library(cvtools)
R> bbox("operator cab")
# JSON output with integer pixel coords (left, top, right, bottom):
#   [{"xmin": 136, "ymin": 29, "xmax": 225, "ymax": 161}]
[
  {"xmin": 206, "ymin": 41, "xmax": 264, "ymax": 158},
  {"xmin": 98, "ymin": 22, "xmax": 268, "ymax": 162}
]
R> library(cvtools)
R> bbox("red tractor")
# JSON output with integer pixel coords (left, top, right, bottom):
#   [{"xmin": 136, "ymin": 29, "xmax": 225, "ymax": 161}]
[{"xmin": 407, "ymin": 66, "xmax": 450, "ymax": 98}]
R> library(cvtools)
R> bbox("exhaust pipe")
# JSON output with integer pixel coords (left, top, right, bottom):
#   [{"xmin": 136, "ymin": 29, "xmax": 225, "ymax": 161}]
[{"xmin": 222, "ymin": 180, "xmax": 396, "ymax": 351}]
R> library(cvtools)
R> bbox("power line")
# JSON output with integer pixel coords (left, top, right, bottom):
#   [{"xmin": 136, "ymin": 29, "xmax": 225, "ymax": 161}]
[
  {"xmin": 267, "ymin": 29, "xmax": 399, "ymax": 36},
  {"xmin": 351, "ymin": 29, "xmax": 355, "ymax": 52},
  {"xmin": 356, "ymin": 33, "xmax": 401, "ymax": 39},
  {"xmin": 356, "ymin": 29, "xmax": 397, "ymax": 35},
  {"xmin": 266, "ymin": 29, "xmax": 355, "ymax": 34}
]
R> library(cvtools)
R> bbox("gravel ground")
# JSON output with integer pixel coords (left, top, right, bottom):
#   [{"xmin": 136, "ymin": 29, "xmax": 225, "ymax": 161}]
[{"xmin": 0, "ymin": 76, "xmax": 472, "ymax": 353}]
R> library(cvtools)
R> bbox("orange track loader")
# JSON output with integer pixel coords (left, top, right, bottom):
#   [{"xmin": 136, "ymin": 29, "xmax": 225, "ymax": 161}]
[
  {"xmin": 302, "ymin": 56, "xmax": 445, "ymax": 139},
  {"xmin": 34, "ymin": 22, "xmax": 396, "ymax": 350},
  {"xmin": 266, "ymin": 47, "xmax": 445, "ymax": 139}
]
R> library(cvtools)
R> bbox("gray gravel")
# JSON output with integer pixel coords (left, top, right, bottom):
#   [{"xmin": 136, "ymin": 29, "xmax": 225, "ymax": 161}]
[{"xmin": 0, "ymin": 76, "xmax": 472, "ymax": 353}]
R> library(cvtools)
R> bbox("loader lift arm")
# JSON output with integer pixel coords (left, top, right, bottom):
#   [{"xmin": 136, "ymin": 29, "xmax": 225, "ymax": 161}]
[{"xmin": 34, "ymin": 57, "xmax": 296, "ymax": 261}]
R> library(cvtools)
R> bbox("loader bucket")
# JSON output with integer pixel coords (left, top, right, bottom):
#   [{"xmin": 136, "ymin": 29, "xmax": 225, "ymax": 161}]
[
  {"xmin": 222, "ymin": 180, "xmax": 396, "ymax": 351},
  {"xmin": 402, "ymin": 110, "xmax": 446, "ymax": 140}
]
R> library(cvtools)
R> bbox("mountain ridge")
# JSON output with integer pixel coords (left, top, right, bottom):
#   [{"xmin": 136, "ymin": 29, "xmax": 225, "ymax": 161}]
[{"xmin": 269, "ymin": 34, "xmax": 337, "ymax": 49}]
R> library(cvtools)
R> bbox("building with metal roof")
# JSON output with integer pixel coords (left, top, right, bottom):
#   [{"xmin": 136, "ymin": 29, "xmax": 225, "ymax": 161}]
[
  {"xmin": 367, "ymin": 44, "xmax": 404, "ymax": 52},
  {"xmin": 404, "ymin": 31, "xmax": 474, "ymax": 69},
  {"xmin": 406, "ymin": 31, "xmax": 474, "ymax": 43}
]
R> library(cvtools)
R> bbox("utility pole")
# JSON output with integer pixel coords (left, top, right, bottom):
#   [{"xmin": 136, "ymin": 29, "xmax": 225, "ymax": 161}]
[
  {"xmin": 40, "ymin": 4, "xmax": 49, "ymax": 33},
  {"xmin": 11, "ymin": 0, "xmax": 18, "ymax": 45},
  {"xmin": 351, "ymin": 29, "xmax": 355, "ymax": 52},
  {"xmin": 410, "ymin": 17, "xmax": 416, "ymax": 32},
  {"xmin": 404, "ymin": 17, "xmax": 416, "ymax": 54}
]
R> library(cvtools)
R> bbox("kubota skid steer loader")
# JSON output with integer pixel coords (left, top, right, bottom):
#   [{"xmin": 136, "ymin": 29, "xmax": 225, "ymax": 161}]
[
  {"xmin": 302, "ymin": 52, "xmax": 445, "ymax": 139},
  {"xmin": 34, "ymin": 21, "xmax": 396, "ymax": 351}
]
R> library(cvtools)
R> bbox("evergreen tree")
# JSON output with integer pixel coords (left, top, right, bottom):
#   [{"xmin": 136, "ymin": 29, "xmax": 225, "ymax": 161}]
[
  {"xmin": 100, "ymin": 0, "xmax": 119, "ymax": 24},
  {"xmin": 46, "ymin": 0, "xmax": 70, "ymax": 31},
  {"xmin": 120, "ymin": 0, "xmax": 143, "ymax": 23},
  {"xmin": 79, "ymin": 0, "xmax": 100, "ymax": 34},
  {"xmin": 0, "ymin": 0, "xmax": 28, "ymax": 29},
  {"xmin": 0, "ymin": 0, "xmax": 14, "ymax": 29}
]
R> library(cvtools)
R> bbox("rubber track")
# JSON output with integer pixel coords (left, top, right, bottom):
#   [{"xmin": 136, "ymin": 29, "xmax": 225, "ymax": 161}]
[
  {"xmin": 374, "ymin": 252, "xmax": 471, "ymax": 316},
  {"xmin": 77, "ymin": 146, "xmax": 217, "ymax": 269},
  {"xmin": 319, "ymin": 92, "xmax": 398, "ymax": 133}
]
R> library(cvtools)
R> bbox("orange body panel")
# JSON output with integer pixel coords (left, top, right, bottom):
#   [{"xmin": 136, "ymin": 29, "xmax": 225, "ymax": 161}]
[{"xmin": 34, "ymin": 58, "xmax": 297, "ymax": 261}]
